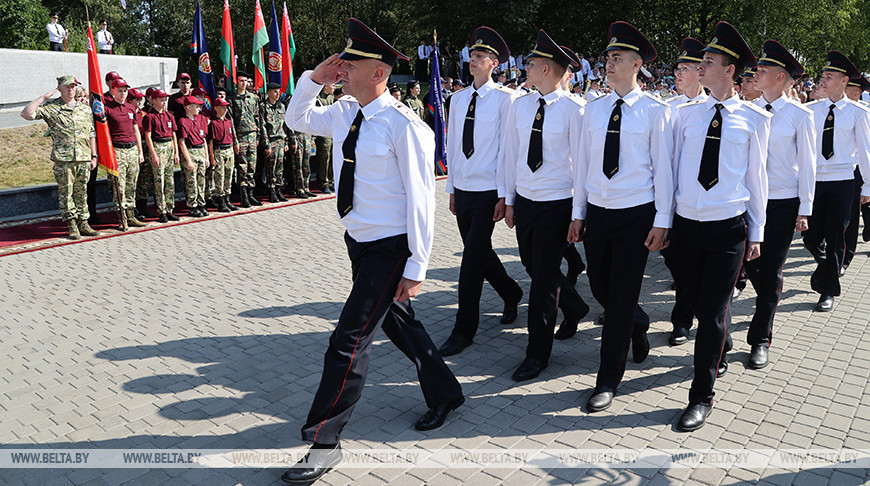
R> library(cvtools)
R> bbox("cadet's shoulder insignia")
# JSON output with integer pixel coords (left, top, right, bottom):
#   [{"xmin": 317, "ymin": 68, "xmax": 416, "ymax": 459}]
[
  {"xmin": 676, "ymin": 99, "xmax": 704, "ymax": 110},
  {"xmin": 745, "ymin": 102, "xmax": 773, "ymax": 118},
  {"xmin": 644, "ymin": 93, "xmax": 670, "ymax": 106},
  {"xmin": 586, "ymin": 94, "xmax": 607, "ymax": 104},
  {"xmin": 495, "ymin": 85, "xmax": 514, "ymax": 94},
  {"xmin": 392, "ymin": 100, "xmax": 419, "ymax": 122},
  {"xmin": 337, "ymin": 95, "xmax": 357, "ymax": 104},
  {"xmin": 852, "ymin": 99, "xmax": 870, "ymax": 114},
  {"xmin": 805, "ymin": 99, "xmax": 823, "ymax": 107},
  {"xmin": 517, "ymin": 90, "xmax": 537, "ymax": 98},
  {"xmin": 789, "ymin": 101, "xmax": 813, "ymax": 115},
  {"xmin": 565, "ymin": 93, "xmax": 586, "ymax": 106}
]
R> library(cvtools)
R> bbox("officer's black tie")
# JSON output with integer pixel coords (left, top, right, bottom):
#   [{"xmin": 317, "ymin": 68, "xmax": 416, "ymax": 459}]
[
  {"xmin": 764, "ymin": 103, "xmax": 772, "ymax": 112},
  {"xmin": 337, "ymin": 109, "xmax": 364, "ymax": 218},
  {"xmin": 602, "ymin": 98, "xmax": 624, "ymax": 179},
  {"xmin": 822, "ymin": 104, "xmax": 835, "ymax": 160},
  {"xmin": 527, "ymin": 98, "xmax": 546, "ymax": 172},
  {"xmin": 698, "ymin": 103, "xmax": 724, "ymax": 191},
  {"xmin": 462, "ymin": 91, "xmax": 477, "ymax": 158}
]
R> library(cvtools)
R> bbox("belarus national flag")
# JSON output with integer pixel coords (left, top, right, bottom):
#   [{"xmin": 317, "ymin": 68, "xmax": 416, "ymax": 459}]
[
  {"xmin": 280, "ymin": 2, "xmax": 296, "ymax": 96},
  {"xmin": 251, "ymin": 0, "xmax": 270, "ymax": 92},
  {"xmin": 86, "ymin": 24, "xmax": 118, "ymax": 176},
  {"xmin": 220, "ymin": 0, "xmax": 237, "ymax": 93}
]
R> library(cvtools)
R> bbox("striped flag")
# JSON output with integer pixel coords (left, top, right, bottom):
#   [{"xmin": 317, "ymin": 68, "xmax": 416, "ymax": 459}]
[
  {"xmin": 85, "ymin": 24, "xmax": 117, "ymax": 176},
  {"xmin": 220, "ymin": 0, "xmax": 237, "ymax": 93},
  {"xmin": 280, "ymin": 2, "xmax": 296, "ymax": 96},
  {"xmin": 251, "ymin": 0, "xmax": 270, "ymax": 93}
]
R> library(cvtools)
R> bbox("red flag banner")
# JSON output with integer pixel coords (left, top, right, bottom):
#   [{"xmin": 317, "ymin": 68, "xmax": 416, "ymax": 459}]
[
  {"xmin": 220, "ymin": 0, "xmax": 237, "ymax": 93},
  {"xmin": 280, "ymin": 2, "xmax": 296, "ymax": 96},
  {"xmin": 86, "ymin": 25, "xmax": 118, "ymax": 176}
]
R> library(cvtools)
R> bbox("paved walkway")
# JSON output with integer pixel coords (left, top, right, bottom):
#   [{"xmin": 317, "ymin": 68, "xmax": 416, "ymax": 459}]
[{"xmin": 1, "ymin": 180, "xmax": 869, "ymax": 485}]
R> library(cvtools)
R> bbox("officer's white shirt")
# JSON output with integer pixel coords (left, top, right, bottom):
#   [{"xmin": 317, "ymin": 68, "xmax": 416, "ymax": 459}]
[
  {"xmin": 673, "ymin": 93, "xmax": 770, "ymax": 242},
  {"xmin": 585, "ymin": 89, "xmax": 603, "ymax": 102},
  {"xmin": 502, "ymin": 88, "xmax": 584, "ymax": 205},
  {"xmin": 581, "ymin": 59, "xmax": 592, "ymax": 78},
  {"xmin": 862, "ymin": 91, "xmax": 869, "ymax": 102},
  {"xmin": 418, "ymin": 44, "xmax": 431, "ymax": 60},
  {"xmin": 285, "ymin": 72, "xmax": 436, "ymax": 281},
  {"xmin": 667, "ymin": 92, "xmax": 708, "ymax": 107},
  {"xmin": 806, "ymin": 96, "xmax": 870, "ymax": 195},
  {"xmin": 515, "ymin": 55, "xmax": 525, "ymax": 70},
  {"xmin": 459, "ymin": 46, "xmax": 470, "ymax": 63},
  {"xmin": 573, "ymin": 86, "xmax": 674, "ymax": 228},
  {"xmin": 754, "ymin": 95, "xmax": 817, "ymax": 215},
  {"xmin": 47, "ymin": 22, "xmax": 66, "ymax": 43},
  {"xmin": 96, "ymin": 29, "xmax": 113, "ymax": 50},
  {"xmin": 445, "ymin": 79, "xmax": 514, "ymax": 196}
]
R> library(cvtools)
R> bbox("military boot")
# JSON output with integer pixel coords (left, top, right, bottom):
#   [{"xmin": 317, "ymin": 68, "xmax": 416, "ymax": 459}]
[
  {"xmin": 248, "ymin": 187, "xmax": 263, "ymax": 206},
  {"xmin": 78, "ymin": 220, "xmax": 101, "ymax": 237},
  {"xmin": 239, "ymin": 187, "xmax": 251, "ymax": 208},
  {"xmin": 217, "ymin": 196, "xmax": 231, "ymax": 212},
  {"xmin": 224, "ymin": 195, "xmax": 240, "ymax": 211},
  {"xmin": 126, "ymin": 209, "xmax": 147, "ymax": 227},
  {"xmin": 66, "ymin": 220, "xmax": 81, "ymax": 240},
  {"xmin": 269, "ymin": 186, "xmax": 280, "ymax": 203},
  {"xmin": 276, "ymin": 187, "xmax": 288, "ymax": 202}
]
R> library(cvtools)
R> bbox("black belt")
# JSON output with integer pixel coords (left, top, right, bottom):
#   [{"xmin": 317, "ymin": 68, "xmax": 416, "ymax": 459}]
[
  {"xmin": 269, "ymin": 137, "xmax": 285, "ymax": 142},
  {"xmin": 216, "ymin": 143, "xmax": 233, "ymax": 149},
  {"xmin": 153, "ymin": 137, "xmax": 172, "ymax": 143},
  {"xmin": 188, "ymin": 143, "xmax": 204, "ymax": 149},
  {"xmin": 114, "ymin": 142, "xmax": 136, "ymax": 149}
]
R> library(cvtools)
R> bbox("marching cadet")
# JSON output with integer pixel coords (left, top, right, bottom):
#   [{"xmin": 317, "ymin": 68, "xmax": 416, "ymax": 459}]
[
  {"xmin": 670, "ymin": 22, "xmax": 770, "ymax": 431},
  {"xmin": 438, "ymin": 26, "xmax": 524, "ymax": 357},
  {"xmin": 569, "ymin": 22, "xmax": 673, "ymax": 412},
  {"xmin": 502, "ymin": 29, "xmax": 589, "ymax": 382},
  {"xmin": 740, "ymin": 65, "xmax": 761, "ymax": 101},
  {"xmin": 208, "ymin": 97, "xmax": 240, "ymax": 212},
  {"xmin": 802, "ymin": 51, "xmax": 870, "ymax": 312},
  {"xmin": 177, "ymin": 96, "xmax": 210, "ymax": 217},
  {"xmin": 663, "ymin": 38, "xmax": 708, "ymax": 346},
  {"xmin": 842, "ymin": 75, "xmax": 870, "ymax": 269},
  {"xmin": 232, "ymin": 71, "xmax": 265, "ymax": 208},
  {"xmin": 262, "ymin": 82, "xmax": 289, "ymax": 203},
  {"xmin": 281, "ymin": 19, "xmax": 464, "ymax": 483},
  {"xmin": 142, "ymin": 88, "xmax": 181, "ymax": 222},
  {"xmin": 105, "ymin": 77, "xmax": 147, "ymax": 229},
  {"xmin": 20, "ymin": 75, "xmax": 101, "ymax": 239},
  {"xmin": 586, "ymin": 77, "xmax": 604, "ymax": 101},
  {"xmin": 745, "ymin": 40, "xmax": 816, "ymax": 369}
]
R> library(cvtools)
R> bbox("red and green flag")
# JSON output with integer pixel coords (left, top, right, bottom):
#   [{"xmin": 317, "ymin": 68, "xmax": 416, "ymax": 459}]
[
  {"xmin": 280, "ymin": 2, "xmax": 296, "ymax": 96},
  {"xmin": 85, "ymin": 24, "xmax": 118, "ymax": 176},
  {"xmin": 251, "ymin": 0, "xmax": 270, "ymax": 93},
  {"xmin": 220, "ymin": 0, "xmax": 237, "ymax": 93}
]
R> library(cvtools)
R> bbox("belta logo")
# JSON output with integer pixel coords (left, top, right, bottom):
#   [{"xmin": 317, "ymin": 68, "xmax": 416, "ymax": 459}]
[
  {"xmin": 268, "ymin": 52, "xmax": 282, "ymax": 72},
  {"xmin": 199, "ymin": 53, "xmax": 212, "ymax": 74}
]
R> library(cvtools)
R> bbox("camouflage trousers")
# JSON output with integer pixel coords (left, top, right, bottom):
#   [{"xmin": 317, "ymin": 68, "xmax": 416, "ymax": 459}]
[
  {"xmin": 53, "ymin": 160, "xmax": 90, "ymax": 222},
  {"xmin": 205, "ymin": 165, "xmax": 215, "ymax": 198},
  {"xmin": 266, "ymin": 139, "xmax": 285, "ymax": 188},
  {"xmin": 236, "ymin": 132, "xmax": 258, "ymax": 188},
  {"xmin": 287, "ymin": 139, "xmax": 311, "ymax": 192},
  {"xmin": 314, "ymin": 136, "xmax": 333, "ymax": 187},
  {"xmin": 184, "ymin": 147, "xmax": 208, "ymax": 207},
  {"xmin": 136, "ymin": 161, "xmax": 153, "ymax": 200},
  {"xmin": 149, "ymin": 141, "xmax": 177, "ymax": 213},
  {"xmin": 213, "ymin": 147, "xmax": 234, "ymax": 196},
  {"xmin": 113, "ymin": 146, "xmax": 140, "ymax": 210}
]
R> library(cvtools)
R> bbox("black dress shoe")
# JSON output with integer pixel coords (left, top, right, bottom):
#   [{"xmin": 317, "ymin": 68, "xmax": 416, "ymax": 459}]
[
  {"xmin": 166, "ymin": 212, "xmax": 180, "ymax": 221},
  {"xmin": 717, "ymin": 358, "xmax": 728, "ymax": 378},
  {"xmin": 439, "ymin": 335, "xmax": 472, "ymax": 357},
  {"xmin": 158, "ymin": 213, "xmax": 169, "ymax": 223},
  {"xmin": 501, "ymin": 292, "xmax": 521, "ymax": 324},
  {"xmin": 632, "ymin": 330, "xmax": 650, "ymax": 363},
  {"xmin": 415, "ymin": 395, "xmax": 465, "ymax": 431},
  {"xmin": 555, "ymin": 300, "xmax": 591, "ymax": 340},
  {"xmin": 677, "ymin": 403, "xmax": 712, "ymax": 432},
  {"xmin": 839, "ymin": 264, "xmax": 848, "ymax": 278},
  {"xmin": 863, "ymin": 226, "xmax": 870, "ymax": 242},
  {"xmin": 596, "ymin": 313, "xmax": 605, "ymax": 326},
  {"xmin": 586, "ymin": 386, "xmax": 615, "ymax": 413},
  {"xmin": 748, "ymin": 344, "xmax": 769, "ymax": 370},
  {"xmin": 669, "ymin": 327, "xmax": 689, "ymax": 346},
  {"xmin": 814, "ymin": 294, "xmax": 834, "ymax": 312},
  {"xmin": 512, "ymin": 356, "xmax": 548, "ymax": 382},
  {"xmin": 280, "ymin": 444, "xmax": 342, "ymax": 484}
]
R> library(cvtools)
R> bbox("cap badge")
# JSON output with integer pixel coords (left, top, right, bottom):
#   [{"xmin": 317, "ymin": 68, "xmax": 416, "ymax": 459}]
[
  {"xmin": 347, "ymin": 39, "xmax": 353, "ymax": 48},
  {"xmin": 681, "ymin": 50, "xmax": 687, "ymax": 57},
  {"xmin": 610, "ymin": 37, "xmax": 617, "ymax": 44},
  {"xmin": 710, "ymin": 37, "xmax": 718, "ymax": 45}
]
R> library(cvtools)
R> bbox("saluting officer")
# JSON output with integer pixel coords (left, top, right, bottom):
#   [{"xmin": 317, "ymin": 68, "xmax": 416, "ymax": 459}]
[
  {"xmin": 281, "ymin": 18, "xmax": 464, "ymax": 484},
  {"xmin": 802, "ymin": 51, "xmax": 870, "ymax": 312},
  {"xmin": 502, "ymin": 29, "xmax": 589, "ymax": 382},
  {"xmin": 569, "ymin": 21, "xmax": 673, "ymax": 413},
  {"xmin": 744, "ymin": 40, "xmax": 816, "ymax": 369},
  {"xmin": 439, "ymin": 26, "xmax": 524, "ymax": 357},
  {"xmin": 670, "ymin": 22, "xmax": 770, "ymax": 431}
]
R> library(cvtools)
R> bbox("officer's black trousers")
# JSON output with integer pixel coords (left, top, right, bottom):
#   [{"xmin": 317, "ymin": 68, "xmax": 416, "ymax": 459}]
[
  {"xmin": 514, "ymin": 196, "xmax": 585, "ymax": 362},
  {"xmin": 745, "ymin": 198, "xmax": 799, "ymax": 347},
  {"xmin": 803, "ymin": 180, "xmax": 854, "ymax": 296},
  {"xmin": 844, "ymin": 168, "xmax": 862, "ymax": 267},
  {"xmin": 673, "ymin": 214, "xmax": 744, "ymax": 405},
  {"xmin": 563, "ymin": 243, "xmax": 585, "ymax": 277},
  {"xmin": 661, "ymin": 243, "xmax": 695, "ymax": 330},
  {"xmin": 584, "ymin": 202, "xmax": 654, "ymax": 390},
  {"xmin": 451, "ymin": 189, "xmax": 522, "ymax": 340},
  {"xmin": 302, "ymin": 233, "xmax": 462, "ymax": 445}
]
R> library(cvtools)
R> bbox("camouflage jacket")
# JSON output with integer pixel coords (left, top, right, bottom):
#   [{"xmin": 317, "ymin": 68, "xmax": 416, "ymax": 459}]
[
  {"xmin": 404, "ymin": 97, "xmax": 425, "ymax": 120},
  {"xmin": 31, "ymin": 98, "xmax": 95, "ymax": 162},
  {"xmin": 262, "ymin": 99, "xmax": 286, "ymax": 140},
  {"xmin": 231, "ymin": 91, "xmax": 265, "ymax": 140}
]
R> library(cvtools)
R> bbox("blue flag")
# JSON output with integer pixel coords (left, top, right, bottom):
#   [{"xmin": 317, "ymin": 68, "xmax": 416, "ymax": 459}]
[
  {"xmin": 190, "ymin": 0, "xmax": 215, "ymax": 107},
  {"xmin": 267, "ymin": 1, "xmax": 283, "ymax": 86},
  {"xmin": 428, "ymin": 44, "xmax": 447, "ymax": 175}
]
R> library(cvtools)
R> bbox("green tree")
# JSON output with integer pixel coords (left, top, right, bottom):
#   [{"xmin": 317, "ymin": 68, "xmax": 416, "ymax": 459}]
[{"xmin": 0, "ymin": 0, "xmax": 50, "ymax": 50}]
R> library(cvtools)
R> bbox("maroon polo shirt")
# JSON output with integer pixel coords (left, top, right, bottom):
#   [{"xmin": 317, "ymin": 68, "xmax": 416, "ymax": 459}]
[
  {"xmin": 168, "ymin": 91, "xmax": 190, "ymax": 121},
  {"xmin": 104, "ymin": 98, "xmax": 137, "ymax": 144},
  {"xmin": 208, "ymin": 117, "xmax": 235, "ymax": 145},
  {"xmin": 142, "ymin": 108, "xmax": 176, "ymax": 139},
  {"xmin": 178, "ymin": 114, "xmax": 209, "ymax": 146}
]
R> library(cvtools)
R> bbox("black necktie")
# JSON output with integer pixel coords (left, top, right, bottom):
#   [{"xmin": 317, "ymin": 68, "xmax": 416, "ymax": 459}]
[
  {"xmin": 822, "ymin": 104, "xmax": 835, "ymax": 160},
  {"xmin": 602, "ymin": 98, "xmax": 624, "ymax": 179},
  {"xmin": 765, "ymin": 103, "xmax": 772, "ymax": 112},
  {"xmin": 337, "ymin": 109, "xmax": 364, "ymax": 218},
  {"xmin": 462, "ymin": 91, "xmax": 477, "ymax": 158},
  {"xmin": 528, "ymin": 98, "xmax": 546, "ymax": 172},
  {"xmin": 698, "ymin": 103, "xmax": 724, "ymax": 191}
]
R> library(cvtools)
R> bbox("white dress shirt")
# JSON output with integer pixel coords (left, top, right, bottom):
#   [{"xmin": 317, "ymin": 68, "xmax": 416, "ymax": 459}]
[
  {"xmin": 581, "ymin": 58, "xmax": 592, "ymax": 78},
  {"xmin": 515, "ymin": 55, "xmax": 525, "ymax": 70},
  {"xmin": 47, "ymin": 23, "xmax": 66, "ymax": 43},
  {"xmin": 668, "ymin": 92, "xmax": 708, "ymax": 107},
  {"xmin": 503, "ymin": 89, "xmax": 584, "ymax": 205},
  {"xmin": 573, "ymin": 87, "xmax": 674, "ymax": 228},
  {"xmin": 806, "ymin": 97, "xmax": 870, "ymax": 195},
  {"xmin": 445, "ymin": 80, "xmax": 515, "ymax": 196},
  {"xmin": 285, "ymin": 72, "xmax": 436, "ymax": 281},
  {"xmin": 673, "ymin": 94, "xmax": 771, "ymax": 242},
  {"xmin": 96, "ymin": 29, "xmax": 114, "ymax": 50},
  {"xmin": 862, "ymin": 92, "xmax": 869, "ymax": 102},
  {"xmin": 459, "ymin": 46, "xmax": 470, "ymax": 63},
  {"xmin": 418, "ymin": 44, "xmax": 431, "ymax": 60},
  {"xmin": 755, "ymin": 95, "xmax": 817, "ymax": 215}
]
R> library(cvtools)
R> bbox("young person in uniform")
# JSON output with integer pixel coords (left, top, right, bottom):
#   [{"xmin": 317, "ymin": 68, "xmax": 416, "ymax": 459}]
[
  {"xmin": 208, "ymin": 97, "xmax": 239, "ymax": 212},
  {"xmin": 177, "ymin": 96, "xmax": 210, "ymax": 217},
  {"xmin": 142, "ymin": 89, "xmax": 181, "ymax": 222},
  {"xmin": 105, "ymin": 77, "xmax": 147, "ymax": 229}
]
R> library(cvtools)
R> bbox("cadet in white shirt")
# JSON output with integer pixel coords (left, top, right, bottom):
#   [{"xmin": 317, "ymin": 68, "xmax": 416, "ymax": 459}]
[
  {"xmin": 568, "ymin": 22, "xmax": 673, "ymax": 413},
  {"xmin": 670, "ymin": 22, "xmax": 770, "ymax": 432},
  {"xmin": 586, "ymin": 77, "xmax": 603, "ymax": 101},
  {"xmin": 439, "ymin": 26, "xmax": 523, "ymax": 358},
  {"xmin": 459, "ymin": 42, "xmax": 471, "ymax": 84},
  {"xmin": 46, "ymin": 12, "xmax": 67, "ymax": 51},
  {"xmin": 744, "ymin": 40, "xmax": 816, "ymax": 370},
  {"xmin": 802, "ymin": 51, "xmax": 870, "ymax": 312},
  {"xmin": 96, "ymin": 20, "xmax": 114, "ymax": 54},
  {"xmin": 843, "ymin": 75, "xmax": 870, "ymax": 267},
  {"xmin": 281, "ymin": 18, "xmax": 463, "ymax": 484},
  {"xmin": 502, "ymin": 29, "xmax": 588, "ymax": 382}
]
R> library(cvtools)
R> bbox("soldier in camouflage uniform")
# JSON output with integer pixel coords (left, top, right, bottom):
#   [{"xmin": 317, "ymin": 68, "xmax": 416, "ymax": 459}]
[
  {"xmin": 231, "ymin": 71, "xmax": 266, "ymax": 207},
  {"xmin": 314, "ymin": 84, "xmax": 335, "ymax": 193},
  {"xmin": 262, "ymin": 83, "xmax": 288, "ymax": 203},
  {"xmin": 21, "ymin": 75, "xmax": 101, "ymax": 240},
  {"xmin": 284, "ymin": 125, "xmax": 314, "ymax": 199},
  {"xmin": 403, "ymin": 80, "xmax": 426, "ymax": 119}
]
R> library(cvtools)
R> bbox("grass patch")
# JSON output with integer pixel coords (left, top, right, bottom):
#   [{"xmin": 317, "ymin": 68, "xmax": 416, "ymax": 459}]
[{"xmin": 0, "ymin": 124, "xmax": 56, "ymax": 189}]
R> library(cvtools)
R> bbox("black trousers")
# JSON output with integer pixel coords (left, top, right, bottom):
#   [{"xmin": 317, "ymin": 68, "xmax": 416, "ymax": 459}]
[
  {"xmin": 451, "ymin": 189, "xmax": 522, "ymax": 340},
  {"xmin": 514, "ymin": 196, "xmax": 585, "ymax": 362},
  {"xmin": 583, "ymin": 202, "xmax": 655, "ymax": 390},
  {"xmin": 661, "ymin": 243, "xmax": 695, "ymax": 330},
  {"xmin": 844, "ymin": 168, "xmax": 862, "ymax": 267},
  {"xmin": 460, "ymin": 62, "xmax": 470, "ymax": 85},
  {"xmin": 301, "ymin": 233, "xmax": 462, "ymax": 445},
  {"xmin": 49, "ymin": 42, "xmax": 63, "ymax": 51},
  {"xmin": 745, "ymin": 198, "xmax": 799, "ymax": 347},
  {"xmin": 802, "ymin": 179, "xmax": 854, "ymax": 296},
  {"xmin": 673, "ymin": 214, "xmax": 744, "ymax": 405},
  {"xmin": 563, "ymin": 243, "xmax": 585, "ymax": 277}
]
